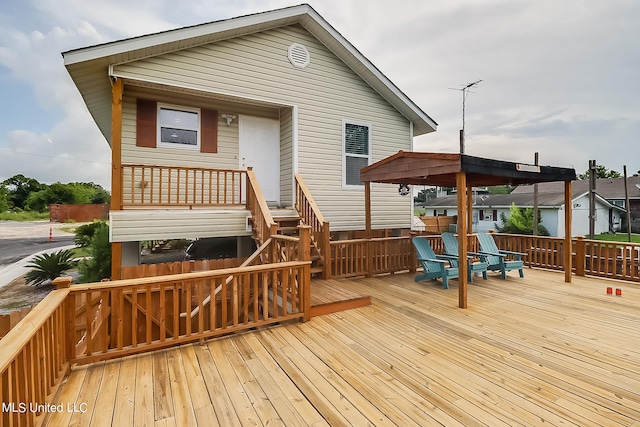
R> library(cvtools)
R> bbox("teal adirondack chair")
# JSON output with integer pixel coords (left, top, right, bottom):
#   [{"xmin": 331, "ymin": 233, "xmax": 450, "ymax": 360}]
[
  {"xmin": 441, "ymin": 232, "xmax": 489, "ymax": 282},
  {"xmin": 476, "ymin": 233, "xmax": 525, "ymax": 279},
  {"xmin": 412, "ymin": 237, "xmax": 459, "ymax": 289}
]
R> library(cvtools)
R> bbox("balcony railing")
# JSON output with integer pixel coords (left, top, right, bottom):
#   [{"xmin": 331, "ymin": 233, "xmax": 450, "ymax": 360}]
[{"xmin": 121, "ymin": 164, "xmax": 246, "ymax": 208}]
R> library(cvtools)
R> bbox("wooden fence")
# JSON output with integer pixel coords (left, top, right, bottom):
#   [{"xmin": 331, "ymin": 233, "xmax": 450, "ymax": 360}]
[{"xmin": 121, "ymin": 257, "xmax": 247, "ymax": 279}]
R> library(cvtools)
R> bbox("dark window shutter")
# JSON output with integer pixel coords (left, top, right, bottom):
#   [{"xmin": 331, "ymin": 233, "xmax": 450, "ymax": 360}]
[
  {"xmin": 136, "ymin": 99, "xmax": 157, "ymax": 148},
  {"xmin": 479, "ymin": 209, "xmax": 484, "ymax": 220},
  {"xmin": 493, "ymin": 210, "xmax": 498, "ymax": 221},
  {"xmin": 201, "ymin": 109, "xmax": 218, "ymax": 153}
]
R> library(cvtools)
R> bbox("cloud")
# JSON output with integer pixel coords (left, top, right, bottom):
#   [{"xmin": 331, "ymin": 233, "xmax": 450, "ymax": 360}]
[{"xmin": 1, "ymin": 0, "xmax": 640, "ymax": 190}]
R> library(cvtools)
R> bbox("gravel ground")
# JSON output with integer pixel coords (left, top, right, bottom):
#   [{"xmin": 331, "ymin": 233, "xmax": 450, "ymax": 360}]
[
  {"xmin": 0, "ymin": 221, "xmax": 84, "ymax": 314},
  {"xmin": 0, "ymin": 220, "xmax": 79, "ymax": 239}
]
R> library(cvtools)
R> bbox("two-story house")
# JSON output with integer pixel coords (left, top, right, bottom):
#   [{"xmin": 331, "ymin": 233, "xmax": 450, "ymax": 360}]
[{"xmin": 63, "ymin": 4, "xmax": 437, "ymax": 278}]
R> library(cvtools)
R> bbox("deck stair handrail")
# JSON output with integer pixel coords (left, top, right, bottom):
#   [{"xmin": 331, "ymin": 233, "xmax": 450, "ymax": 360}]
[
  {"xmin": 180, "ymin": 234, "xmax": 302, "ymax": 319},
  {"xmin": 246, "ymin": 168, "xmax": 278, "ymax": 246},
  {"xmin": 121, "ymin": 164, "xmax": 247, "ymax": 207},
  {"xmin": 295, "ymin": 173, "xmax": 330, "ymax": 278}
]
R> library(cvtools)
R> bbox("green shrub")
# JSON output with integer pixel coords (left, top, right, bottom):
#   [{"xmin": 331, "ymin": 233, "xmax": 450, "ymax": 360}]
[
  {"xmin": 74, "ymin": 221, "xmax": 104, "ymax": 247},
  {"xmin": 77, "ymin": 222, "xmax": 111, "ymax": 283},
  {"xmin": 25, "ymin": 249, "xmax": 77, "ymax": 286},
  {"xmin": 495, "ymin": 203, "xmax": 550, "ymax": 236}
]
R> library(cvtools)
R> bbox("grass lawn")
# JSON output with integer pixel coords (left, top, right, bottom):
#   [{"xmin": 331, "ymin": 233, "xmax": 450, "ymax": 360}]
[
  {"xmin": 0, "ymin": 210, "xmax": 49, "ymax": 221},
  {"xmin": 593, "ymin": 233, "xmax": 640, "ymax": 244}
]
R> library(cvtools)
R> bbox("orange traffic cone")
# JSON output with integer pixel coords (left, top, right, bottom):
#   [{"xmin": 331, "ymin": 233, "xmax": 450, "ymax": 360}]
[{"xmin": 48, "ymin": 227, "xmax": 54, "ymax": 242}]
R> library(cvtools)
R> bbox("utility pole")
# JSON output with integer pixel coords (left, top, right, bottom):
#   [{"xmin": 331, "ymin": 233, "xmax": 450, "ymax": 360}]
[
  {"xmin": 624, "ymin": 165, "xmax": 632, "ymax": 242},
  {"xmin": 451, "ymin": 80, "xmax": 482, "ymax": 154},
  {"xmin": 588, "ymin": 160, "xmax": 596, "ymax": 239},
  {"xmin": 533, "ymin": 152, "xmax": 539, "ymax": 235}
]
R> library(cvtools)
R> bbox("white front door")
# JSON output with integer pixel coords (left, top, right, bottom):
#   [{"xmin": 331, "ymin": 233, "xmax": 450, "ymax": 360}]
[{"xmin": 239, "ymin": 115, "xmax": 280, "ymax": 203}]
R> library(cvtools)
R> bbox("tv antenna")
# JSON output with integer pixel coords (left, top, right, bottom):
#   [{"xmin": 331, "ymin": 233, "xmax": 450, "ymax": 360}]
[{"xmin": 449, "ymin": 80, "xmax": 482, "ymax": 153}]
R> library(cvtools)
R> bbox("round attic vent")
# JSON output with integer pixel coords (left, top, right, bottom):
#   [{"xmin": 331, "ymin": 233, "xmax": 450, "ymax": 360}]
[{"xmin": 288, "ymin": 43, "xmax": 310, "ymax": 69}]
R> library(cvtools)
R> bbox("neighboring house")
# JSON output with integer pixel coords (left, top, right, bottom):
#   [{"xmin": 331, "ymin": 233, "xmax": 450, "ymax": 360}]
[
  {"xmin": 511, "ymin": 177, "xmax": 640, "ymax": 232},
  {"xmin": 62, "ymin": 4, "xmax": 436, "ymax": 274},
  {"xmin": 421, "ymin": 191, "xmax": 624, "ymax": 237}
]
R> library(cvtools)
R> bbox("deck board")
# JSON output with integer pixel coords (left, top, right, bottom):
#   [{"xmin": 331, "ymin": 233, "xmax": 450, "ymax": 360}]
[{"xmin": 44, "ymin": 269, "xmax": 640, "ymax": 426}]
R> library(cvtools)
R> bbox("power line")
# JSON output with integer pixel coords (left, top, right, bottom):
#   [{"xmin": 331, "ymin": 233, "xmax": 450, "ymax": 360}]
[{"xmin": 0, "ymin": 148, "xmax": 110, "ymax": 165}]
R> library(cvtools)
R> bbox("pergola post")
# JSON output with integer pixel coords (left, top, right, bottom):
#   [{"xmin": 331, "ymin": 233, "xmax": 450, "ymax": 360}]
[
  {"xmin": 456, "ymin": 172, "xmax": 469, "ymax": 308},
  {"xmin": 365, "ymin": 181, "xmax": 373, "ymax": 277},
  {"xmin": 564, "ymin": 180, "xmax": 573, "ymax": 283}
]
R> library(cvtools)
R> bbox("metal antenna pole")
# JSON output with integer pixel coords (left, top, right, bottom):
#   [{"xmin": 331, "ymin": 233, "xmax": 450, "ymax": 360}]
[{"xmin": 451, "ymin": 80, "xmax": 482, "ymax": 154}]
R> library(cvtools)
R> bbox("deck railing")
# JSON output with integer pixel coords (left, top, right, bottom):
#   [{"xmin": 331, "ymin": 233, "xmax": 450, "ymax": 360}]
[
  {"xmin": 0, "ymin": 229, "xmax": 311, "ymax": 426},
  {"xmin": 328, "ymin": 232, "xmax": 640, "ymax": 282},
  {"xmin": 0, "ymin": 289, "xmax": 70, "ymax": 427},
  {"xmin": 295, "ymin": 174, "xmax": 330, "ymax": 278},
  {"xmin": 246, "ymin": 168, "xmax": 277, "ymax": 246},
  {"xmin": 121, "ymin": 164, "xmax": 246, "ymax": 208},
  {"xmin": 493, "ymin": 233, "xmax": 640, "ymax": 282}
]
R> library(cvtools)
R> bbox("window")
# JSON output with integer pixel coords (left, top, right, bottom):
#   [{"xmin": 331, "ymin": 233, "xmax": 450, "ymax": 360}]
[
  {"xmin": 479, "ymin": 209, "xmax": 498, "ymax": 221},
  {"xmin": 136, "ymin": 99, "xmax": 218, "ymax": 153},
  {"xmin": 342, "ymin": 120, "xmax": 371, "ymax": 188},
  {"xmin": 158, "ymin": 104, "xmax": 200, "ymax": 149}
]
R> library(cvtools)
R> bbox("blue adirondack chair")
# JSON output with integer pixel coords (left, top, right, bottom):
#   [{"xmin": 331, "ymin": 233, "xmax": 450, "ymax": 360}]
[
  {"xmin": 412, "ymin": 237, "xmax": 459, "ymax": 289},
  {"xmin": 476, "ymin": 233, "xmax": 526, "ymax": 279},
  {"xmin": 441, "ymin": 232, "xmax": 489, "ymax": 282}
]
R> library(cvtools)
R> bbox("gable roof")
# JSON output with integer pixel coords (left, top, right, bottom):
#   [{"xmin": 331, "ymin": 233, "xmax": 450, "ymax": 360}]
[
  {"xmin": 62, "ymin": 4, "xmax": 437, "ymax": 140},
  {"xmin": 512, "ymin": 176, "xmax": 640, "ymax": 200}
]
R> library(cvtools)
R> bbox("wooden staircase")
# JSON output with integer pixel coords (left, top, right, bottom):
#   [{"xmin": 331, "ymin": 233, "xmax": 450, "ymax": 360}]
[{"xmin": 270, "ymin": 208, "xmax": 325, "ymax": 276}]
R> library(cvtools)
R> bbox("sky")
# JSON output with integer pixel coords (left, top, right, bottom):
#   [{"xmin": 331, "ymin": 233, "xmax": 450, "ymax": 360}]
[{"xmin": 1, "ymin": 0, "xmax": 639, "ymax": 190}]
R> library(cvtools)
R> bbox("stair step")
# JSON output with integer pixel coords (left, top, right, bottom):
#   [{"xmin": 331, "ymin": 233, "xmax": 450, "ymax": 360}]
[{"xmin": 310, "ymin": 267, "xmax": 324, "ymax": 274}]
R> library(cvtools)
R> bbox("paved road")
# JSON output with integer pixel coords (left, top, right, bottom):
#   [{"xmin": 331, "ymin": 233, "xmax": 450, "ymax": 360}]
[{"xmin": 0, "ymin": 236, "xmax": 75, "ymax": 266}]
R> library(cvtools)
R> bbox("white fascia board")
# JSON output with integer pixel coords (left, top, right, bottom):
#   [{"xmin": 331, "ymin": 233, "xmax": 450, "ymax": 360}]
[{"xmin": 63, "ymin": 5, "xmax": 312, "ymax": 66}]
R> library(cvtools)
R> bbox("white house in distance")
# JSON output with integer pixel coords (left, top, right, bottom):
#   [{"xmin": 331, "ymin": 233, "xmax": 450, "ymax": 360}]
[
  {"xmin": 421, "ymin": 189, "xmax": 624, "ymax": 238},
  {"xmin": 62, "ymin": 4, "xmax": 437, "ymax": 276}
]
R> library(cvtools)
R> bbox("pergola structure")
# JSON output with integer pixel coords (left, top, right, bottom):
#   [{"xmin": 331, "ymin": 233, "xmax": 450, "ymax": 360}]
[{"xmin": 360, "ymin": 151, "xmax": 577, "ymax": 308}]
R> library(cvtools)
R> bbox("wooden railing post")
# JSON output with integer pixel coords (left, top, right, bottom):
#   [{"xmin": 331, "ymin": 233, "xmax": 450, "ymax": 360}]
[
  {"xmin": 53, "ymin": 276, "xmax": 73, "ymax": 289},
  {"xmin": 298, "ymin": 226, "xmax": 312, "ymax": 321},
  {"xmin": 322, "ymin": 221, "xmax": 331, "ymax": 279},
  {"xmin": 409, "ymin": 233, "xmax": 417, "ymax": 273},
  {"xmin": 575, "ymin": 236, "xmax": 586, "ymax": 276}
]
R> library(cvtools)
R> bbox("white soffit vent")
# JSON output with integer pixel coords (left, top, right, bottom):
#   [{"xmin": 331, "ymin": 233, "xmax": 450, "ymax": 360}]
[{"xmin": 288, "ymin": 43, "xmax": 310, "ymax": 69}]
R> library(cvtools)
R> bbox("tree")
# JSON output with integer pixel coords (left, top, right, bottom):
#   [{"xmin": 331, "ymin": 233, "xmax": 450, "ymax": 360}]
[
  {"xmin": 414, "ymin": 187, "xmax": 437, "ymax": 204},
  {"xmin": 487, "ymin": 185, "xmax": 515, "ymax": 194},
  {"xmin": 0, "ymin": 186, "xmax": 10, "ymax": 212},
  {"xmin": 495, "ymin": 203, "xmax": 550, "ymax": 236},
  {"xmin": 2, "ymin": 174, "xmax": 43, "ymax": 209},
  {"xmin": 25, "ymin": 249, "xmax": 77, "ymax": 286},
  {"xmin": 577, "ymin": 165, "xmax": 621, "ymax": 180}
]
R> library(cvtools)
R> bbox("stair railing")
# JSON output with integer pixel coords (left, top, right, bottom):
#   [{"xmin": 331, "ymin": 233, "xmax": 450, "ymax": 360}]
[
  {"xmin": 246, "ymin": 168, "xmax": 278, "ymax": 246},
  {"xmin": 295, "ymin": 173, "xmax": 331, "ymax": 278}
]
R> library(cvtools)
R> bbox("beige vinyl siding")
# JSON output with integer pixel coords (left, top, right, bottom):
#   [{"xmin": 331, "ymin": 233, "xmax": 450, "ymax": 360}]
[
  {"xmin": 110, "ymin": 209, "xmax": 250, "ymax": 242},
  {"xmin": 279, "ymin": 107, "xmax": 293, "ymax": 207},
  {"xmin": 114, "ymin": 24, "xmax": 413, "ymax": 230}
]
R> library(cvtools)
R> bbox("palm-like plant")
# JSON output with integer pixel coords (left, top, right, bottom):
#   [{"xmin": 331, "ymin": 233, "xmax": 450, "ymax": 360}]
[{"xmin": 25, "ymin": 249, "xmax": 76, "ymax": 286}]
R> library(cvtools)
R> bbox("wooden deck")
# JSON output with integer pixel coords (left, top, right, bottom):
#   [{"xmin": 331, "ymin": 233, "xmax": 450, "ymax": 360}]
[{"xmin": 44, "ymin": 268, "xmax": 640, "ymax": 426}]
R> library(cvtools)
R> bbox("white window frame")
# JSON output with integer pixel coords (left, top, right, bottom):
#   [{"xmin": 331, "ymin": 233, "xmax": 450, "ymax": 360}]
[
  {"xmin": 342, "ymin": 119, "xmax": 372, "ymax": 189},
  {"xmin": 157, "ymin": 103, "xmax": 201, "ymax": 150}
]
